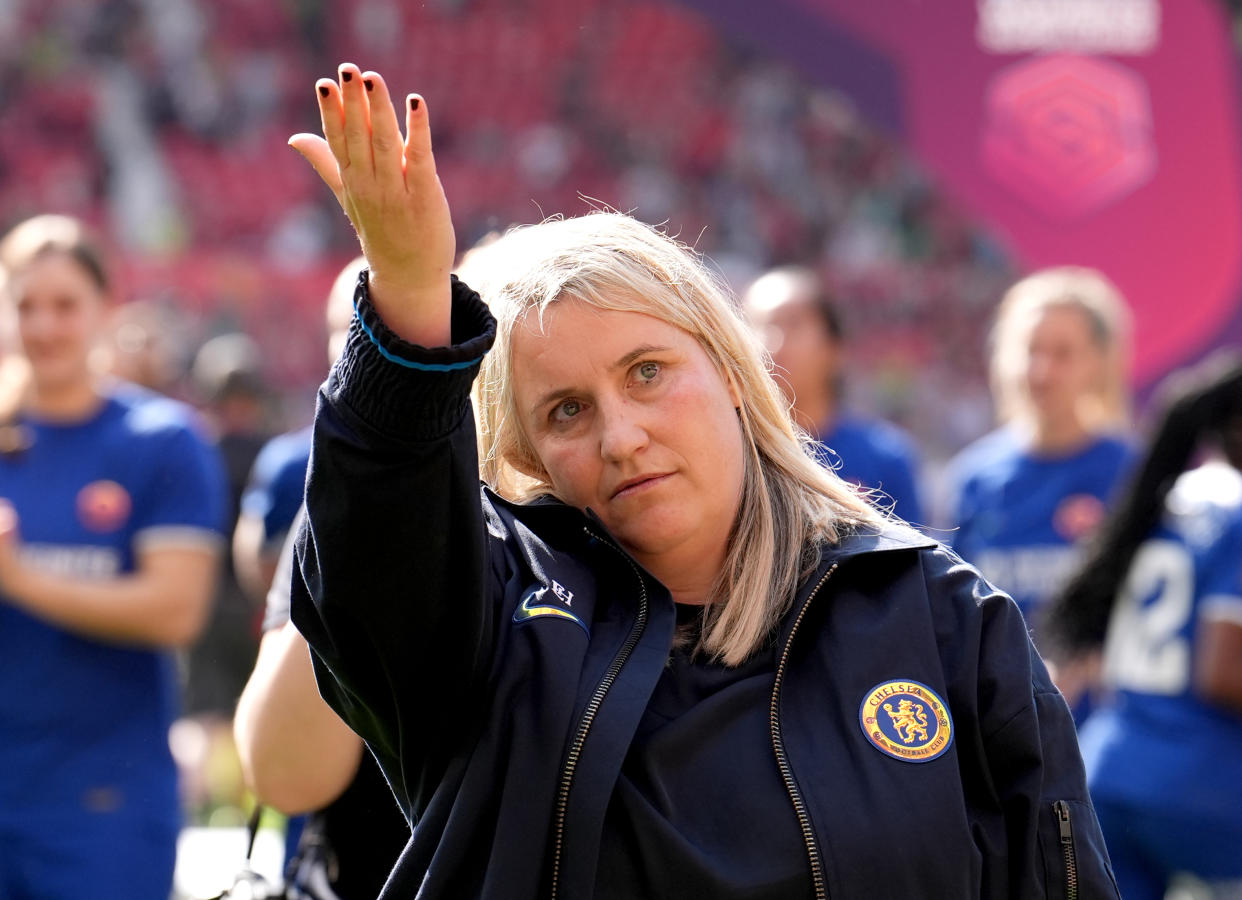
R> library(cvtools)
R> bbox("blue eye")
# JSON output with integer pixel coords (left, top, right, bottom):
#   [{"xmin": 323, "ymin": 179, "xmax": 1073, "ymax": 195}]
[
  {"xmin": 555, "ymin": 399, "xmax": 582, "ymax": 420},
  {"xmin": 636, "ymin": 362, "xmax": 660, "ymax": 382}
]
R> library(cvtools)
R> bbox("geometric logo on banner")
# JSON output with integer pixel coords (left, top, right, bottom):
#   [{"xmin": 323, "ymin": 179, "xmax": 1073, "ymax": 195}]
[{"xmin": 981, "ymin": 54, "xmax": 1157, "ymax": 219}]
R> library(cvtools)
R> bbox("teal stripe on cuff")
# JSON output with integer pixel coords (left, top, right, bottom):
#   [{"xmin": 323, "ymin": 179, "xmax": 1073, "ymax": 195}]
[{"xmin": 354, "ymin": 303, "xmax": 482, "ymax": 372}]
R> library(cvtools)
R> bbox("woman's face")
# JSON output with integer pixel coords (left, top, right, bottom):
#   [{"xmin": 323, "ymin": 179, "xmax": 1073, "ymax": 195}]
[
  {"xmin": 511, "ymin": 297, "xmax": 746, "ymax": 578},
  {"xmin": 1022, "ymin": 304, "xmax": 1105, "ymax": 425},
  {"xmin": 9, "ymin": 252, "xmax": 106, "ymax": 393}
]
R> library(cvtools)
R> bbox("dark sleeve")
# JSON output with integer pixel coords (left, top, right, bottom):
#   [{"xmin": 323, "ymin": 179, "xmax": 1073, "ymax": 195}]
[
  {"xmin": 961, "ymin": 559, "xmax": 1120, "ymax": 899},
  {"xmin": 290, "ymin": 273, "xmax": 498, "ymax": 817}
]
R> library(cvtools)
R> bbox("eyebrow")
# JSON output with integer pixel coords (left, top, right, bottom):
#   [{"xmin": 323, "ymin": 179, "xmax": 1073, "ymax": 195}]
[{"xmin": 527, "ymin": 343, "xmax": 673, "ymax": 417}]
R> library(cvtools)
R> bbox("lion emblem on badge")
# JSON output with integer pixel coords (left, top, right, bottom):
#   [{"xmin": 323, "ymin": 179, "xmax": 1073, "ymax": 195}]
[{"xmin": 883, "ymin": 698, "xmax": 929, "ymax": 744}]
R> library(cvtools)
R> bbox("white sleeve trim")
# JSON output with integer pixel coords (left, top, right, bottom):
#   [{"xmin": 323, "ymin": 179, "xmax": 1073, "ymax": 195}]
[
  {"xmin": 134, "ymin": 525, "xmax": 224, "ymax": 554},
  {"xmin": 1201, "ymin": 594, "xmax": 1242, "ymax": 629}
]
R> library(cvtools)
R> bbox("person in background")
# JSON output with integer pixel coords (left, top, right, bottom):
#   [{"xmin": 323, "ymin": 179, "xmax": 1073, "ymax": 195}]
[
  {"xmin": 0, "ymin": 214, "xmax": 225, "ymax": 899},
  {"xmin": 282, "ymin": 63, "xmax": 1119, "ymax": 899},
  {"xmin": 183, "ymin": 333, "xmax": 272, "ymax": 724},
  {"xmin": 944, "ymin": 267, "xmax": 1133, "ymax": 641},
  {"xmin": 172, "ymin": 333, "xmax": 273, "ymax": 825},
  {"xmin": 1042, "ymin": 355, "xmax": 1242, "ymax": 899},
  {"xmin": 743, "ymin": 266, "xmax": 925, "ymax": 525},
  {"xmin": 233, "ymin": 259, "xmax": 360, "ymax": 604},
  {"xmin": 234, "ymin": 256, "xmax": 409, "ymax": 900},
  {"xmin": 104, "ymin": 299, "xmax": 190, "ymax": 399}
]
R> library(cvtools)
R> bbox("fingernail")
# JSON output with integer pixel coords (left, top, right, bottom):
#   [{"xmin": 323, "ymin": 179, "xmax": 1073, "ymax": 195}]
[
  {"xmin": 410, "ymin": 97, "xmax": 420, "ymax": 111},
  {"xmin": 341, "ymin": 71, "xmax": 353, "ymax": 82},
  {"xmin": 318, "ymin": 85, "xmax": 330, "ymax": 97},
  {"xmin": 364, "ymin": 79, "xmax": 373, "ymax": 92}
]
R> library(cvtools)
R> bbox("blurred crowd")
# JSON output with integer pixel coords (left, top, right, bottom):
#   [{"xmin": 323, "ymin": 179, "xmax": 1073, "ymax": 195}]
[{"xmin": 0, "ymin": 0, "xmax": 1014, "ymax": 463}]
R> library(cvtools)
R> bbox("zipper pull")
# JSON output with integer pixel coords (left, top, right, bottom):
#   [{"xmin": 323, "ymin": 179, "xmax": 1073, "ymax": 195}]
[
  {"xmin": 1055, "ymin": 800, "xmax": 1072, "ymax": 843},
  {"xmin": 1054, "ymin": 800, "xmax": 1079, "ymax": 900}
]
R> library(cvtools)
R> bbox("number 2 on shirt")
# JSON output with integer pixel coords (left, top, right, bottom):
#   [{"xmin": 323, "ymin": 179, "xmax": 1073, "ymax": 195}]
[{"xmin": 1102, "ymin": 540, "xmax": 1194, "ymax": 695}]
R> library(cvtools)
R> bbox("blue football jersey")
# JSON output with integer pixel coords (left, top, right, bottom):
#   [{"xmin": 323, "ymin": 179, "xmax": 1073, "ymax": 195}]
[
  {"xmin": 1078, "ymin": 462, "xmax": 1242, "ymax": 823},
  {"xmin": 0, "ymin": 385, "xmax": 226, "ymax": 828},
  {"xmin": 946, "ymin": 427, "xmax": 1133, "ymax": 624}
]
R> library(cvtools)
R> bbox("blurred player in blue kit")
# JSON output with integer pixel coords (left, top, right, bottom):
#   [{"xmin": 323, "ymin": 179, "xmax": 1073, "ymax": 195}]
[
  {"xmin": 1045, "ymin": 355, "xmax": 1242, "ymax": 900},
  {"xmin": 945, "ymin": 267, "xmax": 1134, "ymax": 634},
  {"xmin": 0, "ymin": 215, "xmax": 226, "ymax": 899},
  {"xmin": 743, "ymin": 266, "xmax": 925, "ymax": 525}
]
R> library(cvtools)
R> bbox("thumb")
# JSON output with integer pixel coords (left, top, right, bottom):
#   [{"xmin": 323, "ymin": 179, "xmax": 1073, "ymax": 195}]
[{"xmin": 289, "ymin": 134, "xmax": 346, "ymax": 209}]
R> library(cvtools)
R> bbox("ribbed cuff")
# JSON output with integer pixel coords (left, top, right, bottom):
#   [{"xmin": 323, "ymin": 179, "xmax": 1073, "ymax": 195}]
[{"xmin": 327, "ymin": 272, "xmax": 497, "ymax": 440}]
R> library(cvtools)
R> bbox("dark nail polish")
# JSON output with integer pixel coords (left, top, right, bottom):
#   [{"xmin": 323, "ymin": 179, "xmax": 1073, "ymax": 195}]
[
  {"xmin": 341, "ymin": 71, "xmax": 353, "ymax": 82},
  {"xmin": 410, "ymin": 97, "xmax": 420, "ymax": 111},
  {"xmin": 318, "ymin": 85, "xmax": 330, "ymax": 97},
  {"xmin": 364, "ymin": 79, "xmax": 373, "ymax": 92}
]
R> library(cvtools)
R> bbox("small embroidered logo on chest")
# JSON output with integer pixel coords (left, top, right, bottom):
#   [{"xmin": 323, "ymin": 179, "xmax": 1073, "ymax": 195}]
[
  {"xmin": 513, "ymin": 583, "xmax": 588, "ymax": 636},
  {"xmin": 550, "ymin": 580, "xmax": 574, "ymax": 606},
  {"xmin": 859, "ymin": 680, "xmax": 953, "ymax": 763},
  {"xmin": 76, "ymin": 480, "xmax": 132, "ymax": 533}
]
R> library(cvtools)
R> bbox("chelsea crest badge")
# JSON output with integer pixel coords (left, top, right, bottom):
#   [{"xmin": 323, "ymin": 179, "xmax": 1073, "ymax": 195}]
[{"xmin": 859, "ymin": 679, "xmax": 954, "ymax": 763}]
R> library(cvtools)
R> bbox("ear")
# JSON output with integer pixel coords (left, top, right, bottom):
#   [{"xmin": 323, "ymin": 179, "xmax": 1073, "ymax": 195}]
[{"xmin": 724, "ymin": 367, "xmax": 743, "ymax": 411}]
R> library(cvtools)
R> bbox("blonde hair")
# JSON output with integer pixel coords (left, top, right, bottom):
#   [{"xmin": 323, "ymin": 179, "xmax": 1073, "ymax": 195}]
[
  {"xmin": 470, "ymin": 213, "xmax": 882, "ymax": 665},
  {"xmin": 989, "ymin": 266, "xmax": 1131, "ymax": 432}
]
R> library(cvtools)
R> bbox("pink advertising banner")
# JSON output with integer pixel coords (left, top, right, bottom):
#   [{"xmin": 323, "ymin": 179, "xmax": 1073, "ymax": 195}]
[{"xmin": 679, "ymin": 0, "xmax": 1242, "ymax": 388}]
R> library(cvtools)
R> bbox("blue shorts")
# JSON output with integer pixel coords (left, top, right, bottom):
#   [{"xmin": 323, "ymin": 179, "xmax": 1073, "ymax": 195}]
[{"xmin": 0, "ymin": 814, "xmax": 177, "ymax": 900}]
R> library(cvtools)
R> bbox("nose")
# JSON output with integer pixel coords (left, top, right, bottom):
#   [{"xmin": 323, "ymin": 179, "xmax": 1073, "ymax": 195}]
[{"xmin": 598, "ymin": 397, "xmax": 650, "ymax": 463}]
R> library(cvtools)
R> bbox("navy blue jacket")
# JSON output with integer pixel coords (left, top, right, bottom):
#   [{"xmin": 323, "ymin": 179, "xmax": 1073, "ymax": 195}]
[{"xmin": 291, "ymin": 276, "xmax": 1120, "ymax": 899}]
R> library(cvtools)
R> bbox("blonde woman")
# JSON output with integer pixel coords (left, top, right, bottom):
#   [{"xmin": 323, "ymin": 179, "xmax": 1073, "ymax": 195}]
[
  {"xmin": 946, "ymin": 268, "xmax": 1135, "ymax": 644},
  {"xmin": 288, "ymin": 64, "xmax": 1120, "ymax": 899}
]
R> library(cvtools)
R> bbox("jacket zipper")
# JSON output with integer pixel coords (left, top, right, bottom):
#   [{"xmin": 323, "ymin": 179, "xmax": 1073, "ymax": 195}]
[
  {"xmin": 548, "ymin": 528, "xmax": 649, "ymax": 900},
  {"xmin": 1054, "ymin": 800, "xmax": 1078, "ymax": 900},
  {"xmin": 770, "ymin": 562, "xmax": 838, "ymax": 900}
]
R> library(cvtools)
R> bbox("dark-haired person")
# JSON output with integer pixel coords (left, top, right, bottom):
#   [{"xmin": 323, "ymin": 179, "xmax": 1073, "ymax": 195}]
[
  {"xmin": 945, "ymin": 267, "xmax": 1135, "ymax": 638},
  {"xmin": 0, "ymin": 215, "xmax": 226, "ymax": 899},
  {"xmin": 1043, "ymin": 355, "xmax": 1242, "ymax": 900},
  {"xmin": 743, "ymin": 266, "xmax": 925, "ymax": 525},
  {"xmin": 285, "ymin": 64, "xmax": 1119, "ymax": 899}
]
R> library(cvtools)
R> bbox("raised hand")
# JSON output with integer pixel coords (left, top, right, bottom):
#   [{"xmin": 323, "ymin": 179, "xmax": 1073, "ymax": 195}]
[{"xmin": 290, "ymin": 64, "xmax": 454, "ymax": 347}]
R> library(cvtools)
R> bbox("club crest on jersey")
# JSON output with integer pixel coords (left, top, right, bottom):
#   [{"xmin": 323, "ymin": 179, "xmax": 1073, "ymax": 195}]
[
  {"xmin": 513, "ymin": 582, "xmax": 588, "ymax": 636},
  {"xmin": 1054, "ymin": 493, "xmax": 1105, "ymax": 541},
  {"xmin": 859, "ymin": 679, "xmax": 953, "ymax": 763},
  {"xmin": 76, "ymin": 480, "xmax": 132, "ymax": 533}
]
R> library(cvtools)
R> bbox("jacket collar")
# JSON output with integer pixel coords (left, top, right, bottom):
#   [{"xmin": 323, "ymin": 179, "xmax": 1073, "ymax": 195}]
[
  {"xmin": 776, "ymin": 521, "xmax": 938, "ymax": 646},
  {"xmin": 485, "ymin": 485, "xmax": 938, "ymax": 621},
  {"xmin": 487, "ymin": 486, "xmax": 935, "ymax": 575},
  {"xmin": 818, "ymin": 521, "xmax": 937, "ymax": 565}
]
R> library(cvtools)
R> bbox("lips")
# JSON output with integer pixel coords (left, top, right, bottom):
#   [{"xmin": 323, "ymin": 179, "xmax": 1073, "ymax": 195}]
[{"xmin": 610, "ymin": 472, "xmax": 673, "ymax": 500}]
